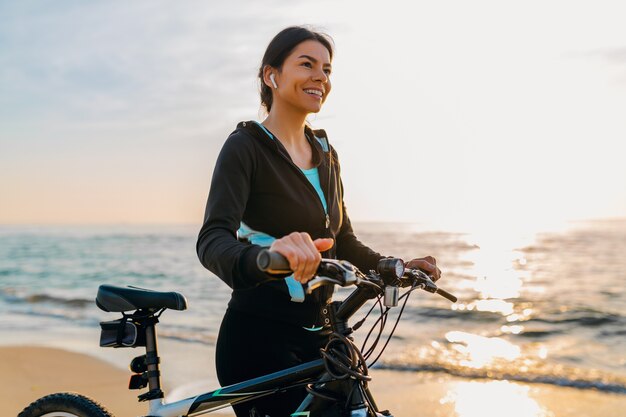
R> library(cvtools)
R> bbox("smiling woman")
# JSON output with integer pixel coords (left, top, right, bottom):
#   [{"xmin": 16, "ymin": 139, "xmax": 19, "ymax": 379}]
[{"xmin": 195, "ymin": 26, "xmax": 442, "ymax": 417}]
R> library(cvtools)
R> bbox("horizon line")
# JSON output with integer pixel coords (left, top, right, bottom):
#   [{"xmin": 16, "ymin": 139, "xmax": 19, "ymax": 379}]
[{"xmin": 1, "ymin": 216, "xmax": 625, "ymax": 228}]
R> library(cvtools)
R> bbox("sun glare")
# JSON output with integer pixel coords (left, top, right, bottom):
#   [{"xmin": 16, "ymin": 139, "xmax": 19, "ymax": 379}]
[
  {"xmin": 451, "ymin": 299, "xmax": 515, "ymax": 315},
  {"xmin": 441, "ymin": 380, "xmax": 553, "ymax": 417},
  {"xmin": 445, "ymin": 331, "xmax": 521, "ymax": 369}
]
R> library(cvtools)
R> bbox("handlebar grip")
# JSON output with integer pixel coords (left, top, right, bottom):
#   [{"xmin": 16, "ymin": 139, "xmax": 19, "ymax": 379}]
[
  {"xmin": 257, "ymin": 249, "xmax": 292, "ymax": 274},
  {"xmin": 436, "ymin": 288, "xmax": 458, "ymax": 303}
]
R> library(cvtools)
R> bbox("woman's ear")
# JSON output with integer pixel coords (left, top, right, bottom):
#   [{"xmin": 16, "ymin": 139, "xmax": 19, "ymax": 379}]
[{"xmin": 263, "ymin": 66, "xmax": 278, "ymax": 89}]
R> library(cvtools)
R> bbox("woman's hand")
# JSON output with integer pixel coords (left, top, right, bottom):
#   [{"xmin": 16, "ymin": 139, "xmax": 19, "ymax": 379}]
[
  {"xmin": 269, "ymin": 232, "xmax": 334, "ymax": 283},
  {"xmin": 406, "ymin": 256, "xmax": 441, "ymax": 282}
]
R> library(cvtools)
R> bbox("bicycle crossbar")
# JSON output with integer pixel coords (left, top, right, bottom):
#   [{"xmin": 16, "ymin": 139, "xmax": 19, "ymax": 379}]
[{"xmin": 153, "ymin": 359, "xmax": 326, "ymax": 416}]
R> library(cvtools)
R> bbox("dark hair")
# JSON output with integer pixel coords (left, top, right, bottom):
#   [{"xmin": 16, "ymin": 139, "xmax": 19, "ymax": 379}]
[{"xmin": 258, "ymin": 26, "xmax": 334, "ymax": 112}]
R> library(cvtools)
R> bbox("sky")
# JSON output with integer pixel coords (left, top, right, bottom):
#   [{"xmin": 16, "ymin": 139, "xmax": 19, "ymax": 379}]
[{"xmin": 1, "ymin": 0, "xmax": 625, "ymax": 231}]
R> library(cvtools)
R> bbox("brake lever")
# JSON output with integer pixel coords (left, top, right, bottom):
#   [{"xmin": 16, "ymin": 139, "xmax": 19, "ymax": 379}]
[
  {"xmin": 404, "ymin": 269, "xmax": 458, "ymax": 303},
  {"xmin": 304, "ymin": 259, "xmax": 358, "ymax": 294},
  {"xmin": 305, "ymin": 276, "xmax": 343, "ymax": 294}
]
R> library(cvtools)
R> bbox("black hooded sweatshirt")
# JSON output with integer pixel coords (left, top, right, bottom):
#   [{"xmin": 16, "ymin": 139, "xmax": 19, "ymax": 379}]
[{"xmin": 196, "ymin": 121, "xmax": 384, "ymax": 327}]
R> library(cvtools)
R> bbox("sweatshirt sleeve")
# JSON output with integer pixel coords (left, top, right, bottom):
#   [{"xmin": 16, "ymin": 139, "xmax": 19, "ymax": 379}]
[
  {"xmin": 196, "ymin": 133, "xmax": 273, "ymax": 289},
  {"xmin": 333, "ymin": 150, "xmax": 385, "ymax": 272}
]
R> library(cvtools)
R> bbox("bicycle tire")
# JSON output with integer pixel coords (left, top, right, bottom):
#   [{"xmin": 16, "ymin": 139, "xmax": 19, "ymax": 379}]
[{"xmin": 18, "ymin": 392, "xmax": 114, "ymax": 417}]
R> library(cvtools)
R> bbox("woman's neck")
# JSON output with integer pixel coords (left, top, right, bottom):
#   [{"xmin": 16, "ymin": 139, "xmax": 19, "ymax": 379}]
[{"xmin": 261, "ymin": 102, "xmax": 308, "ymax": 148}]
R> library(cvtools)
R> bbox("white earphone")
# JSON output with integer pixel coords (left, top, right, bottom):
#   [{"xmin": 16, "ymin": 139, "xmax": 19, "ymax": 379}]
[{"xmin": 270, "ymin": 74, "xmax": 278, "ymax": 89}]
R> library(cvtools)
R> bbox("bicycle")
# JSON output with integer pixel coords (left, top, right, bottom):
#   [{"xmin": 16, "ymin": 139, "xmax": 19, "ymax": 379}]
[{"xmin": 19, "ymin": 251, "xmax": 457, "ymax": 417}]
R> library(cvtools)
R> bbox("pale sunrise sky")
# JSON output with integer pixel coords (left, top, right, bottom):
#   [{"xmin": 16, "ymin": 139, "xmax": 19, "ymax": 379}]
[{"xmin": 1, "ymin": 1, "xmax": 625, "ymax": 231}]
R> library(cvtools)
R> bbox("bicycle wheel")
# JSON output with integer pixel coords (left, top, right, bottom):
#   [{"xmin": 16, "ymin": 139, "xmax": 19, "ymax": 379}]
[{"xmin": 18, "ymin": 393, "xmax": 114, "ymax": 417}]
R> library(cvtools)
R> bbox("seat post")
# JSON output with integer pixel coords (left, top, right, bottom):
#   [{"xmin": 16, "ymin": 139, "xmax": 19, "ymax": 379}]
[{"xmin": 139, "ymin": 319, "xmax": 164, "ymax": 402}]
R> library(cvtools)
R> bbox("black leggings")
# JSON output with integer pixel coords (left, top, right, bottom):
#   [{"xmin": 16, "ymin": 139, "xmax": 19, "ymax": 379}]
[{"xmin": 215, "ymin": 308, "xmax": 329, "ymax": 417}]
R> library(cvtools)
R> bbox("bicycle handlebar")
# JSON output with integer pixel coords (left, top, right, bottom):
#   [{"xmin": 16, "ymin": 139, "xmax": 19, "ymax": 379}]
[
  {"xmin": 436, "ymin": 288, "xmax": 458, "ymax": 303},
  {"xmin": 400, "ymin": 268, "xmax": 458, "ymax": 302},
  {"xmin": 257, "ymin": 249, "xmax": 359, "ymax": 294},
  {"xmin": 256, "ymin": 249, "xmax": 457, "ymax": 303},
  {"xmin": 256, "ymin": 250, "xmax": 291, "ymax": 274}
]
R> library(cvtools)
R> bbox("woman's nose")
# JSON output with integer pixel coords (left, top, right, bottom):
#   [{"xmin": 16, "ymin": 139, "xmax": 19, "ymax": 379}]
[{"xmin": 313, "ymin": 69, "xmax": 328, "ymax": 83}]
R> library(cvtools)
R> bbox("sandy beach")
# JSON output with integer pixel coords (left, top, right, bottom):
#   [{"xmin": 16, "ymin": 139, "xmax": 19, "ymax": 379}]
[
  {"xmin": 3, "ymin": 343, "xmax": 626, "ymax": 417},
  {"xmin": 1, "ymin": 346, "xmax": 148, "ymax": 417}
]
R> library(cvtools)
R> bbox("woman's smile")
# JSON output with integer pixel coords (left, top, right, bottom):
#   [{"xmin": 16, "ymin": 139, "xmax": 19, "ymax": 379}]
[{"xmin": 304, "ymin": 88, "xmax": 324, "ymax": 100}]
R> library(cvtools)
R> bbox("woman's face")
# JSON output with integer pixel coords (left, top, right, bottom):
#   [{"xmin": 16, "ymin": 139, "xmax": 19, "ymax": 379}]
[{"xmin": 269, "ymin": 40, "xmax": 332, "ymax": 115}]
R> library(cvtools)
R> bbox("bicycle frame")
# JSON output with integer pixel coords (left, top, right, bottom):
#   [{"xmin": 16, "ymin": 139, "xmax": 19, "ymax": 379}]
[
  {"xmin": 147, "ymin": 359, "xmax": 325, "ymax": 416},
  {"xmin": 136, "ymin": 285, "xmax": 383, "ymax": 417}
]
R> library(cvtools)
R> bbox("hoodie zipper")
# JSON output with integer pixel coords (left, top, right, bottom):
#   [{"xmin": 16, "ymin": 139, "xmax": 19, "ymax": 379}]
[{"xmin": 281, "ymin": 145, "xmax": 330, "ymax": 233}]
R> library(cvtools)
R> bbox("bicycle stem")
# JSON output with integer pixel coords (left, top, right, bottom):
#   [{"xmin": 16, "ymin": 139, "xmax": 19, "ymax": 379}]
[{"xmin": 335, "ymin": 285, "xmax": 381, "ymax": 322}]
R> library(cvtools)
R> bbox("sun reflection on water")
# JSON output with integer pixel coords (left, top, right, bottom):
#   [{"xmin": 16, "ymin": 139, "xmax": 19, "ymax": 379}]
[
  {"xmin": 472, "ymin": 270, "xmax": 523, "ymax": 300},
  {"xmin": 460, "ymin": 228, "xmax": 540, "ymax": 301},
  {"xmin": 452, "ymin": 299, "xmax": 515, "ymax": 315},
  {"xmin": 441, "ymin": 380, "xmax": 553, "ymax": 417},
  {"xmin": 501, "ymin": 324, "xmax": 524, "ymax": 334},
  {"xmin": 445, "ymin": 331, "xmax": 521, "ymax": 368}
]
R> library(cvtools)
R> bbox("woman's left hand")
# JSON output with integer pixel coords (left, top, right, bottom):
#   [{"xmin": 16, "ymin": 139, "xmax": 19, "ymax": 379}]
[{"xmin": 405, "ymin": 256, "xmax": 441, "ymax": 282}]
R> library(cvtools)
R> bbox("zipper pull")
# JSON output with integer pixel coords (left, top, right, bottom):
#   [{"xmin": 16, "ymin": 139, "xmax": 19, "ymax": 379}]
[{"xmin": 325, "ymin": 214, "xmax": 330, "ymax": 229}]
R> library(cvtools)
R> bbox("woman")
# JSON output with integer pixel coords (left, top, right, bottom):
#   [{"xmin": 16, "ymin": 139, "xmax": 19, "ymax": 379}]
[{"xmin": 197, "ymin": 26, "xmax": 441, "ymax": 417}]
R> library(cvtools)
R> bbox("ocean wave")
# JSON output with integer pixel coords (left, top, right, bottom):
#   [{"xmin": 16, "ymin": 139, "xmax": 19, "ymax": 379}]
[
  {"xmin": 529, "ymin": 310, "xmax": 623, "ymax": 327},
  {"xmin": 159, "ymin": 329, "xmax": 217, "ymax": 345},
  {"xmin": 0, "ymin": 268, "xmax": 21, "ymax": 276},
  {"xmin": 375, "ymin": 361, "xmax": 626, "ymax": 394},
  {"xmin": 11, "ymin": 308, "xmax": 97, "ymax": 323},
  {"xmin": 403, "ymin": 306, "xmax": 504, "ymax": 323},
  {"xmin": 77, "ymin": 270, "xmax": 171, "ymax": 281},
  {"xmin": 419, "ymin": 302, "xmax": 626, "ymax": 329},
  {"xmin": 0, "ymin": 288, "xmax": 92, "ymax": 308},
  {"xmin": 598, "ymin": 328, "xmax": 626, "ymax": 337}
]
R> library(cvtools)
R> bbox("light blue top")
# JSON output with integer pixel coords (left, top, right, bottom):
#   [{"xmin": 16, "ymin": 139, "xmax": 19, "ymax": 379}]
[{"xmin": 300, "ymin": 166, "xmax": 327, "ymax": 213}]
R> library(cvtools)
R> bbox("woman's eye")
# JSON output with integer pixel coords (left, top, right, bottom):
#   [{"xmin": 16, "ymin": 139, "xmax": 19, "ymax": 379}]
[{"xmin": 301, "ymin": 62, "xmax": 331, "ymax": 76}]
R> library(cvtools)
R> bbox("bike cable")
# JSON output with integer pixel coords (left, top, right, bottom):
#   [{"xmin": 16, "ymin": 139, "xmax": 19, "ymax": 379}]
[
  {"xmin": 366, "ymin": 285, "xmax": 419, "ymax": 367},
  {"xmin": 352, "ymin": 293, "xmax": 383, "ymax": 332},
  {"xmin": 320, "ymin": 331, "xmax": 371, "ymax": 382},
  {"xmin": 361, "ymin": 296, "xmax": 389, "ymax": 360}
]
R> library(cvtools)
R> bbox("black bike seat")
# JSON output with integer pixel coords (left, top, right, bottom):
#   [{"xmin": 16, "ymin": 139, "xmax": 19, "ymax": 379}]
[{"xmin": 96, "ymin": 284, "xmax": 187, "ymax": 313}]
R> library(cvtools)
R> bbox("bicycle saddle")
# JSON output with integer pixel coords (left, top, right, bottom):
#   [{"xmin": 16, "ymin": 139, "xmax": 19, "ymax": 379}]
[{"xmin": 96, "ymin": 284, "xmax": 187, "ymax": 312}]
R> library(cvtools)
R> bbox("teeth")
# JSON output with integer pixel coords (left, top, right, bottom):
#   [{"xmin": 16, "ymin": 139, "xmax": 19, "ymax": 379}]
[{"xmin": 304, "ymin": 89, "xmax": 323, "ymax": 97}]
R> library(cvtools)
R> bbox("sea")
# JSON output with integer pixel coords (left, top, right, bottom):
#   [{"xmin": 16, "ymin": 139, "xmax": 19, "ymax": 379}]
[{"xmin": 0, "ymin": 219, "xmax": 624, "ymax": 396}]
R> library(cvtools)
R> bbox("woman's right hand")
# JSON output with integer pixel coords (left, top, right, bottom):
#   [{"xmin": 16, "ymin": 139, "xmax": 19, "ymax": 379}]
[{"xmin": 269, "ymin": 232, "xmax": 334, "ymax": 284}]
